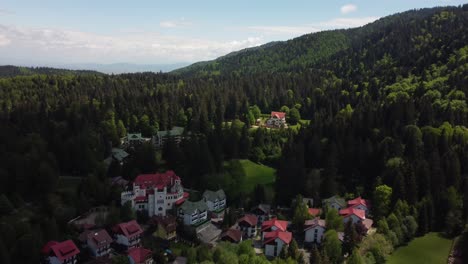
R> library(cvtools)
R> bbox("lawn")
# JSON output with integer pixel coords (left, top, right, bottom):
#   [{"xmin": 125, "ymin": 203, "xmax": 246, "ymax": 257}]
[
  {"xmin": 387, "ymin": 232, "xmax": 453, "ymax": 264},
  {"xmin": 237, "ymin": 159, "xmax": 276, "ymax": 193}
]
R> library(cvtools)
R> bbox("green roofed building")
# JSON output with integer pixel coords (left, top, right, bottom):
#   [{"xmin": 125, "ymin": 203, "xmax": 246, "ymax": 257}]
[
  {"xmin": 153, "ymin": 126, "xmax": 185, "ymax": 148},
  {"xmin": 323, "ymin": 195, "xmax": 346, "ymax": 210},
  {"xmin": 178, "ymin": 200, "xmax": 209, "ymax": 226},
  {"xmin": 202, "ymin": 189, "xmax": 226, "ymax": 216}
]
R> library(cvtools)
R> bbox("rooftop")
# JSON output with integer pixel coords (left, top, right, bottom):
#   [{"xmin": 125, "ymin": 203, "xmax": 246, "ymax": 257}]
[
  {"xmin": 179, "ymin": 199, "xmax": 208, "ymax": 215},
  {"xmin": 263, "ymin": 230, "xmax": 292, "ymax": 245},
  {"xmin": 203, "ymin": 189, "xmax": 226, "ymax": 202},
  {"xmin": 339, "ymin": 207, "xmax": 366, "ymax": 220},
  {"xmin": 113, "ymin": 220, "xmax": 143, "ymax": 238},
  {"xmin": 134, "ymin": 170, "xmax": 180, "ymax": 189},
  {"xmin": 261, "ymin": 218, "xmax": 288, "ymax": 232}
]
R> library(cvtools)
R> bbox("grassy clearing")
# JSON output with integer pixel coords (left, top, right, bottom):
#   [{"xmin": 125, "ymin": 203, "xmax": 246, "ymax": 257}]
[
  {"xmin": 387, "ymin": 232, "xmax": 453, "ymax": 264},
  {"xmin": 238, "ymin": 159, "xmax": 276, "ymax": 192}
]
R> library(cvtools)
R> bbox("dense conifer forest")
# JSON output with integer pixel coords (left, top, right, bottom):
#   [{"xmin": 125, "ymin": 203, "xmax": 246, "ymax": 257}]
[{"xmin": 0, "ymin": 4, "xmax": 467, "ymax": 264}]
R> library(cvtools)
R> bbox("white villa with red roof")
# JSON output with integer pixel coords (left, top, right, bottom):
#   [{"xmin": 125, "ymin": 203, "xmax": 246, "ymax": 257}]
[
  {"xmin": 339, "ymin": 207, "xmax": 366, "ymax": 224},
  {"xmin": 266, "ymin": 111, "xmax": 286, "ymax": 128},
  {"xmin": 263, "ymin": 230, "xmax": 292, "ymax": 257},
  {"xmin": 79, "ymin": 229, "xmax": 113, "ymax": 257},
  {"xmin": 121, "ymin": 170, "xmax": 189, "ymax": 217},
  {"xmin": 41, "ymin": 240, "xmax": 80, "ymax": 264},
  {"xmin": 304, "ymin": 218, "xmax": 326, "ymax": 244},
  {"xmin": 238, "ymin": 214, "xmax": 258, "ymax": 238},
  {"xmin": 347, "ymin": 196, "xmax": 371, "ymax": 216},
  {"xmin": 112, "ymin": 220, "xmax": 144, "ymax": 249},
  {"xmin": 261, "ymin": 218, "xmax": 289, "ymax": 239}
]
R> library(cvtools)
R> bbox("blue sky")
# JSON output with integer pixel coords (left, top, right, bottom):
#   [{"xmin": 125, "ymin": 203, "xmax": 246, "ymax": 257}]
[{"xmin": 0, "ymin": 0, "xmax": 465, "ymax": 66}]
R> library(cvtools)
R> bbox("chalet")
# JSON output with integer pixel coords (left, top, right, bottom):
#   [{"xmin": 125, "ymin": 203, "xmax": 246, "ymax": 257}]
[
  {"xmin": 153, "ymin": 126, "xmax": 185, "ymax": 148},
  {"xmin": 121, "ymin": 171, "xmax": 189, "ymax": 217},
  {"xmin": 41, "ymin": 240, "xmax": 80, "ymax": 264},
  {"xmin": 125, "ymin": 133, "xmax": 151, "ymax": 147},
  {"xmin": 252, "ymin": 204, "xmax": 271, "ymax": 224},
  {"xmin": 221, "ymin": 228, "xmax": 243, "ymax": 243},
  {"xmin": 112, "ymin": 220, "xmax": 143, "ymax": 249},
  {"xmin": 339, "ymin": 207, "xmax": 366, "ymax": 224},
  {"xmin": 308, "ymin": 208, "xmax": 321, "ymax": 217},
  {"xmin": 266, "ymin": 111, "xmax": 286, "ymax": 128},
  {"xmin": 323, "ymin": 196, "xmax": 346, "ymax": 211},
  {"xmin": 178, "ymin": 200, "xmax": 209, "ymax": 226},
  {"xmin": 304, "ymin": 218, "xmax": 326, "ymax": 244},
  {"xmin": 78, "ymin": 229, "xmax": 112, "ymax": 257},
  {"xmin": 127, "ymin": 247, "xmax": 153, "ymax": 264},
  {"xmin": 151, "ymin": 215, "xmax": 177, "ymax": 240},
  {"xmin": 263, "ymin": 230, "xmax": 292, "ymax": 257},
  {"xmin": 347, "ymin": 196, "xmax": 371, "ymax": 216},
  {"xmin": 202, "ymin": 189, "xmax": 226, "ymax": 217},
  {"xmin": 261, "ymin": 218, "xmax": 288, "ymax": 240},
  {"xmin": 238, "ymin": 214, "xmax": 258, "ymax": 238}
]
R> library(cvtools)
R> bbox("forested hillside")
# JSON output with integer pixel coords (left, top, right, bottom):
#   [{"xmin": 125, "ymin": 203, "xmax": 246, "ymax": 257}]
[
  {"xmin": 0, "ymin": 65, "xmax": 101, "ymax": 77},
  {"xmin": 0, "ymin": 5, "xmax": 467, "ymax": 264}
]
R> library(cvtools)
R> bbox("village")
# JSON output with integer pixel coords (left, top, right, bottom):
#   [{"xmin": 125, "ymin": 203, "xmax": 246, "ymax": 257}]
[{"xmin": 39, "ymin": 111, "xmax": 374, "ymax": 264}]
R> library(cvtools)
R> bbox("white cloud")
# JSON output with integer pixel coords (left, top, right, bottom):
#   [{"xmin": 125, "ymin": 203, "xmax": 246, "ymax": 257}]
[
  {"xmin": 0, "ymin": 24, "xmax": 264, "ymax": 64},
  {"xmin": 159, "ymin": 18, "xmax": 192, "ymax": 28},
  {"xmin": 341, "ymin": 4, "xmax": 357, "ymax": 14}
]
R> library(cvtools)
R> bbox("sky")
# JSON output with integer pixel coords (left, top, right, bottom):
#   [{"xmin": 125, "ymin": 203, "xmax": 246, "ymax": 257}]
[{"xmin": 0, "ymin": 0, "xmax": 466, "ymax": 67}]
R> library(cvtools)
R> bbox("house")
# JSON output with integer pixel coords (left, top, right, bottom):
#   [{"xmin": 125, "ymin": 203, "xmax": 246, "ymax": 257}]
[
  {"xmin": 252, "ymin": 204, "xmax": 271, "ymax": 224},
  {"xmin": 125, "ymin": 133, "xmax": 151, "ymax": 146},
  {"xmin": 266, "ymin": 111, "xmax": 286, "ymax": 128},
  {"xmin": 347, "ymin": 196, "xmax": 371, "ymax": 216},
  {"xmin": 111, "ymin": 148, "xmax": 129, "ymax": 164},
  {"xmin": 153, "ymin": 126, "xmax": 185, "ymax": 148},
  {"xmin": 78, "ymin": 229, "xmax": 112, "ymax": 257},
  {"xmin": 42, "ymin": 240, "xmax": 80, "ymax": 264},
  {"xmin": 261, "ymin": 218, "xmax": 288, "ymax": 240},
  {"xmin": 202, "ymin": 189, "xmax": 226, "ymax": 217},
  {"xmin": 151, "ymin": 215, "xmax": 177, "ymax": 240},
  {"xmin": 339, "ymin": 207, "xmax": 366, "ymax": 224},
  {"xmin": 127, "ymin": 247, "xmax": 153, "ymax": 264},
  {"xmin": 238, "ymin": 214, "xmax": 258, "ymax": 238},
  {"xmin": 221, "ymin": 228, "xmax": 243, "ymax": 243},
  {"xmin": 263, "ymin": 230, "xmax": 292, "ymax": 257},
  {"xmin": 323, "ymin": 196, "xmax": 346, "ymax": 211},
  {"xmin": 304, "ymin": 218, "xmax": 326, "ymax": 244},
  {"xmin": 308, "ymin": 208, "xmax": 321, "ymax": 217},
  {"xmin": 112, "ymin": 220, "xmax": 143, "ymax": 249},
  {"xmin": 178, "ymin": 200, "xmax": 209, "ymax": 226},
  {"xmin": 121, "ymin": 171, "xmax": 189, "ymax": 217}
]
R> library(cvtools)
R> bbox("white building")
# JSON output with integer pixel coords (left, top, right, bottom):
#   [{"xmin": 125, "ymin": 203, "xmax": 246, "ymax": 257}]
[
  {"xmin": 304, "ymin": 218, "xmax": 326, "ymax": 244},
  {"xmin": 202, "ymin": 189, "xmax": 226, "ymax": 217},
  {"xmin": 266, "ymin": 111, "xmax": 286, "ymax": 128},
  {"xmin": 263, "ymin": 230, "xmax": 292, "ymax": 257},
  {"xmin": 121, "ymin": 171, "xmax": 188, "ymax": 217},
  {"xmin": 238, "ymin": 214, "xmax": 258, "ymax": 238},
  {"xmin": 177, "ymin": 200, "xmax": 209, "ymax": 226},
  {"xmin": 153, "ymin": 126, "xmax": 185, "ymax": 148},
  {"xmin": 79, "ymin": 229, "xmax": 112, "ymax": 257},
  {"xmin": 339, "ymin": 207, "xmax": 366, "ymax": 224},
  {"xmin": 112, "ymin": 220, "xmax": 143, "ymax": 249}
]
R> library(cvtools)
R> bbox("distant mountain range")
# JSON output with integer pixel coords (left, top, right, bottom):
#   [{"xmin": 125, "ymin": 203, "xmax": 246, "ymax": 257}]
[{"xmin": 59, "ymin": 63, "xmax": 190, "ymax": 74}]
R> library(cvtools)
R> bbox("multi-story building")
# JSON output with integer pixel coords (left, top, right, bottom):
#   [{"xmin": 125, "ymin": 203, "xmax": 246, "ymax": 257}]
[
  {"xmin": 202, "ymin": 189, "xmax": 226, "ymax": 217},
  {"xmin": 112, "ymin": 220, "xmax": 143, "ymax": 249},
  {"xmin": 79, "ymin": 229, "xmax": 113, "ymax": 257},
  {"xmin": 41, "ymin": 240, "xmax": 80, "ymax": 264},
  {"xmin": 121, "ymin": 171, "xmax": 189, "ymax": 217},
  {"xmin": 304, "ymin": 218, "xmax": 326, "ymax": 244},
  {"xmin": 266, "ymin": 111, "xmax": 286, "ymax": 128},
  {"xmin": 177, "ymin": 200, "xmax": 209, "ymax": 226},
  {"xmin": 153, "ymin": 126, "xmax": 185, "ymax": 148}
]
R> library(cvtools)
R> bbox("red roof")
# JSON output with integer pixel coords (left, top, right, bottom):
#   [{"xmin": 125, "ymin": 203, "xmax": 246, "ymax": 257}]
[
  {"xmin": 347, "ymin": 196, "xmax": 370, "ymax": 208},
  {"xmin": 49, "ymin": 240, "xmax": 80, "ymax": 262},
  {"xmin": 175, "ymin": 192, "xmax": 190, "ymax": 206},
  {"xmin": 308, "ymin": 208, "xmax": 321, "ymax": 216},
  {"xmin": 113, "ymin": 220, "xmax": 143, "ymax": 238},
  {"xmin": 222, "ymin": 229, "xmax": 242, "ymax": 242},
  {"xmin": 87, "ymin": 229, "xmax": 113, "ymax": 248},
  {"xmin": 339, "ymin": 207, "xmax": 366, "ymax": 220},
  {"xmin": 41, "ymin": 241, "xmax": 58, "ymax": 255},
  {"xmin": 271, "ymin": 111, "xmax": 286, "ymax": 119},
  {"xmin": 135, "ymin": 196, "xmax": 147, "ymax": 202},
  {"xmin": 238, "ymin": 214, "xmax": 258, "ymax": 227},
  {"xmin": 127, "ymin": 247, "xmax": 152, "ymax": 263},
  {"xmin": 134, "ymin": 171, "xmax": 180, "ymax": 189},
  {"xmin": 261, "ymin": 218, "xmax": 288, "ymax": 232},
  {"xmin": 263, "ymin": 230, "xmax": 292, "ymax": 245}
]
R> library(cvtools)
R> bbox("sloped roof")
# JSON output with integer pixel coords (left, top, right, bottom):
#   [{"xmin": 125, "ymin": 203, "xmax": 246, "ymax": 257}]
[
  {"xmin": 304, "ymin": 218, "xmax": 326, "ymax": 231},
  {"xmin": 348, "ymin": 196, "xmax": 370, "ymax": 208},
  {"xmin": 50, "ymin": 240, "xmax": 80, "ymax": 262},
  {"xmin": 238, "ymin": 214, "xmax": 258, "ymax": 227},
  {"xmin": 263, "ymin": 230, "xmax": 292, "ymax": 244},
  {"xmin": 203, "ymin": 189, "xmax": 226, "ymax": 202},
  {"xmin": 270, "ymin": 111, "xmax": 286, "ymax": 119},
  {"xmin": 157, "ymin": 126, "xmax": 184, "ymax": 137},
  {"xmin": 222, "ymin": 228, "xmax": 242, "ymax": 242},
  {"xmin": 134, "ymin": 170, "xmax": 180, "ymax": 189},
  {"xmin": 111, "ymin": 148, "xmax": 129, "ymax": 162},
  {"xmin": 339, "ymin": 207, "xmax": 366, "ymax": 220},
  {"xmin": 127, "ymin": 247, "xmax": 152, "ymax": 263},
  {"xmin": 323, "ymin": 195, "xmax": 346, "ymax": 208},
  {"xmin": 179, "ymin": 200, "xmax": 208, "ymax": 215},
  {"xmin": 261, "ymin": 218, "xmax": 288, "ymax": 232},
  {"xmin": 254, "ymin": 204, "xmax": 271, "ymax": 214},
  {"xmin": 113, "ymin": 220, "xmax": 143, "ymax": 238},
  {"xmin": 308, "ymin": 208, "xmax": 321, "ymax": 216},
  {"xmin": 86, "ymin": 229, "xmax": 113, "ymax": 248}
]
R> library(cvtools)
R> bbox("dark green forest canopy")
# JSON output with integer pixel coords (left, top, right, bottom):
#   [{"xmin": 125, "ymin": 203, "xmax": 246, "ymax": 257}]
[{"xmin": 0, "ymin": 6, "xmax": 467, "ymax": 264}]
